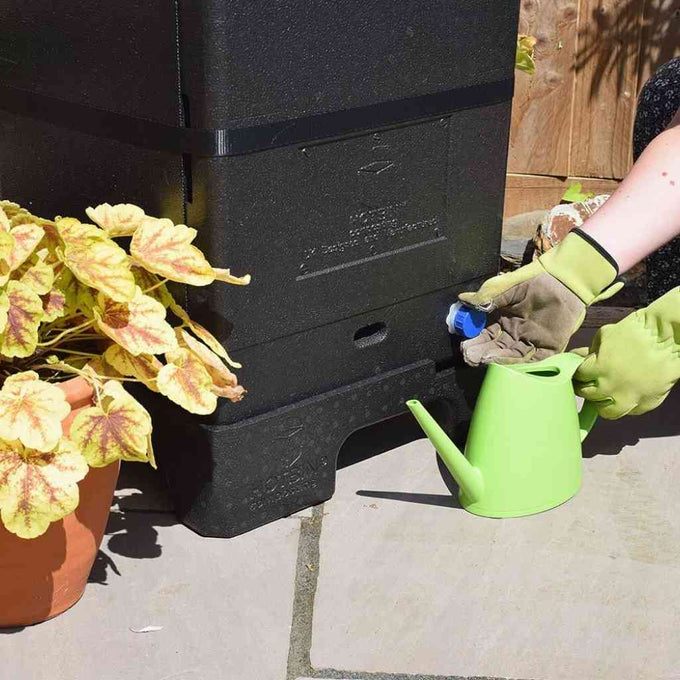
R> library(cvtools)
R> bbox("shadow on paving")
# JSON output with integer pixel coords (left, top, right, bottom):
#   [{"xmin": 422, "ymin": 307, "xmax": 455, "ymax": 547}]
[
  {"xmin": 89, "ymin": 462, "xmax": 179, "ymax": 586},
  {"xmin": 583, "ymin": 385, "xmax": 680, "ymax": 458}
]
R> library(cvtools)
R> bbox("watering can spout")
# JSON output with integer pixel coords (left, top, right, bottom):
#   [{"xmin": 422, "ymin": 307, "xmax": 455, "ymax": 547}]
[{"xmin": 406, "ymin": 400, "xmax": 484, "ymax": 503}]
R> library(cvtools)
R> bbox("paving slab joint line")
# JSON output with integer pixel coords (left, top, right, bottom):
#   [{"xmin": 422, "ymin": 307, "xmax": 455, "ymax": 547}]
[
  {"xmin": 284, "ymin": 505, "xmax": 529, "ymax": 680},
  {"xmin": 286, "ymin": 503, "xmax": 326, "ymax": 680},
  {"xmin": 307, "ymin": 671, "xmax": 527, "ymax": 680}
]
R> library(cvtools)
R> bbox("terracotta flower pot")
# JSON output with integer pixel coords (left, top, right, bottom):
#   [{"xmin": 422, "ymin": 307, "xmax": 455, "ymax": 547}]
[{"xmin": 0, "ymin": 376, "xmax": 120, "ymax": 628}]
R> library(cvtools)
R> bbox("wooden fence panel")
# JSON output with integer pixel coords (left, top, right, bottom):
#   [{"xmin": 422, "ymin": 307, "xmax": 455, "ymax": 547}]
[
  {"xmin": 568, "ymin": 0, "xmax": 644, "ymax": 179},
  {"xmin": 508, "ymin": 0, "xmax": 579, "ymax": 176}
]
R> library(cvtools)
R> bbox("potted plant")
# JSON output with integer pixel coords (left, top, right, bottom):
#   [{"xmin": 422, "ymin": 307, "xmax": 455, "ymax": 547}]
[{"xmin": 0, "ymin": 200, "xmax": 249, "ymax": 627}]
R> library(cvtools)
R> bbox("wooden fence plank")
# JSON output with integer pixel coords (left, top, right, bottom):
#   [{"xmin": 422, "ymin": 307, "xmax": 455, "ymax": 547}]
[
  {"xmin": 570, "ymin": 0, "xmax": 644, "ymax": 179},
  {"xmin": 504, "ymin": 173, "xmax": 619, "ymax": 216},
  {"xmin": 508, "ymin": 0, "xmax": 579, "ymax": 176},
  {"xmin": 637, "ymin": 0, "xmax": 680, "ymax": 91}
]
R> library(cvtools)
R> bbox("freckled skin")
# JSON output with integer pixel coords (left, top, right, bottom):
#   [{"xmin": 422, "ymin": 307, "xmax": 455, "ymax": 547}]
[
  {"xmin": 672, "ymin": 181, "xmax": 676, "ymax": 186},
  {"xmin": 663, "ymin": 172, "xmax": 668, "ymax": 176}
]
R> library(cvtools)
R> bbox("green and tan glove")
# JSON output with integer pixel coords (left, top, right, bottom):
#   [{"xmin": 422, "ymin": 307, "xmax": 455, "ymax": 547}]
[
  {"xmin": 459, "ymin": 229, "xmax": 623, "ymax": 366},
  {"xmin": 574, "ymin": 287, "xmax": 680, "ymax": 419}
]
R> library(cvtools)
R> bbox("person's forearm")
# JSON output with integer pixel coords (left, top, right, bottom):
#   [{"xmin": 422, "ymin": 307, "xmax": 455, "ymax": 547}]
[{"xmin": 582, "ymin": 124, "xmax": 680, "ymax": 273}]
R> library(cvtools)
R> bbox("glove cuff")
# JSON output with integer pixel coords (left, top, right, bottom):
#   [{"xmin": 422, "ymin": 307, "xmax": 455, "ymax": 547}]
[{"xmin": 539, "ymin": 229, "xmax": 619, "ymax": 305}]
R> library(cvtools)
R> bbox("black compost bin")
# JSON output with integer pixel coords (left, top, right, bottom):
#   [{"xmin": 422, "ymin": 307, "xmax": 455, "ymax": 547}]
[{"xmin": 0, "ymin": 0, "xmax": 520, "ymax": 536}]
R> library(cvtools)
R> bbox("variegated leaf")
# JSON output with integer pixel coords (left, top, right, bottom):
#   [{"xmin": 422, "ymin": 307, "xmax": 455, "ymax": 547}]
[
  {"xmin": 157, "ymin": 348, "xmax": 217, "ymax": 414},
  {"xmin": 13, "ymin": 254, "xmax": 54, "ymax": 295},
  {"xmin": 0, "ymin": 438, "xmax": 88, "ymax": 538},
  {"xmin": 0, "ymin": 291, "xmax": 9, "ymax": 336},
  {"xmin": 70, "ymin": 381, "xmax": 152, "ymax": 467},
  {"xmin": 0, "ymin": 229, "xmax": 15, "ymax": 286},
  {"xmin": 56, "ymin": 218, "xmax": 105, "ymax": 247},
  {"xmin": 41, "ymin": 290, "xmax": 66, "ymax": 322},
  {"xmin": 9, "ymin": 223, "xmax": 44, "ymax": 271},
  {"xmin": 212, "ymin": 267, "xmax": 251, "ymax": 286},
  {"xmin": 177, "ymin": 329, "xmax": 244, "ymax": 402},
  {"xmin": 63, "ymin": 237, "xmax": 136, "ymax": 302},
  {"xmin": 83, "ymin": 356, "xmax": 121, "ymax": 383},
  {"xmin": 55, "ymin": 268, "xmax": 98, "ymax": 318},
  {"xmin": 130, "ymin": 218, "xmax": 214, "ymax": 285},
  {"xmin": 86, "ymin": 203, "xmax": 146, "ymax": 237},
  {"xmin": 132, "ymin": 266, "xmax": 175, "ymax": 307},
  {"xmin": 170, "ymin": 303, "xmax": 240, "ymax": 367},
  {"xmin": 94, "ymin": 287, "xmax": 178, "ymax": 356},
  {"xmin": 0, "ymin": 371, "xmax": 71, "ymax": 451},
  {"xmin": 0, "ymin": 281, "xmax": 44, "ymax": 358},
  {"xmin": 104, "ymin": 344, "xmax": 162, "ymax": 392}
]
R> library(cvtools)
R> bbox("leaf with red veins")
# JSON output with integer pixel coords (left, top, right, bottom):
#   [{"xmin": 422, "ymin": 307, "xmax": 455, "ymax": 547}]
[
  {"xmin": 0, "ymin": 438, "xmax": 88, "ymax": 538},
  {"xmin": 41, "ymin": 289, "xmax": 67, "ymax": 322},
  {"xmin": 0, "ymin": 281, "xmax": 44, "ymax": 358},
  {"xmin": 8, "ymin": 223, "xmax": 44, "ymax": 271},
  {"xmin": 86, "ymin": 203, "xmax": 146, "ymax": 237},
  {"xmin": 0, "ymin": 372, "xmax": 71, "ymax": 452},
  {"xmin": 70, "ymin": 381, "xmax": 152, "ymax": 467},
  {"xmin": 130, "ymin": 217, "xmax": 215, "ymax": 286},
  {"xmin": 156, "ymin": 348, "xmax": 217, "ymax": 414},
  {"xmin": 104, "ymin": 344, "xmax": 162, "ymax": 392},
  {"xmin": 94, "ymin": 287, "xmax": 178, "ymax": 356}
]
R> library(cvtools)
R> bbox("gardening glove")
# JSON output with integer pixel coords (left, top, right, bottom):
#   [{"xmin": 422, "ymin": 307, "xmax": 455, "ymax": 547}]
[
  {"xmin": 573, "ymin": 287, "xmax": 680, "ymax": 419},
  {"xmin": 459, "ymin": 229, "xmax": 623, "ymax": 366}
]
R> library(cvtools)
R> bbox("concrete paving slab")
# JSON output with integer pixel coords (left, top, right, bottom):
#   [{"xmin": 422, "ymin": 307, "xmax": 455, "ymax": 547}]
[
  {"xmin": 311, "ymin": 389, "xmax": 680, "ymax": 679},
  {"xmin": 3, "ymin": 511, "xmax": 300, "ymax": 680}
]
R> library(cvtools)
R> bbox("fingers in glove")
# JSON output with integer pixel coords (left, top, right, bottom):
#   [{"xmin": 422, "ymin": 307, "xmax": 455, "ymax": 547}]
[{"xmin": 461, "ymin": 324, "xmax": 536, "ymax": 366}]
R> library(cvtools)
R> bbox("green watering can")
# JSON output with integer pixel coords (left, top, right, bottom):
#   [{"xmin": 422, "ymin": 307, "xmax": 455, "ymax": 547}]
[{"xmin": 407, "ymin": 352, "xmax": 598, "ymax": 518}]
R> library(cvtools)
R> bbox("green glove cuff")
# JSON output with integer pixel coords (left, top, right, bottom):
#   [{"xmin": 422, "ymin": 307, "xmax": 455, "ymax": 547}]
[{"xmin": 539, "ymin": 229, "xmax": 619, "ymax": 305}]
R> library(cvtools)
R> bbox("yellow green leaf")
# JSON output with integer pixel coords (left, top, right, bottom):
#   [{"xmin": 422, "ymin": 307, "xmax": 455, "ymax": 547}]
[
  {"xmin": 0, "ymin": 438, "xmax": 88, "ymax": 538},
  {"xmin": 170, "ymin": 303, "xmax": 240, "ymax": 368},
  {"xmin": 56, "ymin": 217, "xmax": 103, "ymax": 246},
  {"xmin": 8, "ymin": 223, "xmax": 44, "ymax": 271},
  {"xmin": 55, "ymin": 268, "xmax": 97, "ymax": 318},
  {"xmin": 0, "ymin": 206, "xmax": 9, "ymax": 232},
  {"xmin": 157, "ymin": 348, "xmax": 217, "ymax": 414},
  {"xmin": 104, "ymin": 344, "xmax": 162, "ymax": 392},
  {"xmin": 0, "ymin": 372, "xmax": 71, "ymax": 451},
  {"xmin": 0, "ymin": 229, "xmax": 14, "ymax": 287},
  {"xmin": 94, "ymin": 287, "xmax": 178, "ymax": 356},
  {"xmin": 130, "ymin": 218, "xmax": 214, "ymax": 285},
  {"xmin": 0, "ymin": 201, "xmax": 27, "ymax": 222},
  {"xmin": 177, "ymin": 329, "xmax": 245, "ymax": 402},
  {"xmin": 63, "ymin": 236, "xmax": 136, "ymax": 302},
  {"xmin": 212, "ymin": 268, "xmax": 251, "ymax": 286},
  {"xmin": 0, "ymin": 291, "xmax": 9, "ymax": 336},
  {"xmin": 0, "ymin": 281, "xmax": 44, "ymax": 358},
  {"xmin": 13, "ymin": 254, "xmax": 54, "ymax": 295},
  {"xmin": 41, "ymin": 290, "xmax": 66, "ymax": 322},
  {"xmin": 516, "ymin": 34, "xmax": 537, "ymax": 75},
  {"xmin": 132, "ymin": 266, "xmax": 175, "ymax": 307},
  {"xmin": 86, "ymin": 203, "xmax": 146, "ymax": 237},
  {"xmin": 70, "ymin": 381, "xmax": 152, "ymax": 467}
]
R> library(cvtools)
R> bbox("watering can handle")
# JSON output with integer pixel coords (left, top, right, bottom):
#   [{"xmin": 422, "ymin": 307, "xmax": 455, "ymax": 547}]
[{"xmin": 578, "ymin": 400, "xmax": 598, "ymax": 442}]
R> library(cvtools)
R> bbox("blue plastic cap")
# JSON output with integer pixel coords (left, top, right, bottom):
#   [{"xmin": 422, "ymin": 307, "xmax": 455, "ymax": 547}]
[{"xmin": 446, "ymin": 302, "xmax": 486, "ymax": 339}]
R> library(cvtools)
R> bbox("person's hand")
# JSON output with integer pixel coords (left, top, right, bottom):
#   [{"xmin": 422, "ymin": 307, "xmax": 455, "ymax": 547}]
[
  {"xmin": 574, "ymin": 287, "xmax": 680, "ymax": 419},
  {"xmin": 459, "ymin": 229, "xmax": 622, "ymax": 366}
]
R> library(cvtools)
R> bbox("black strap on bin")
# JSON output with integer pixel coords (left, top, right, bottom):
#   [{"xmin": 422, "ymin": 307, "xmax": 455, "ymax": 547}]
[{"xmin": 0, "ymin": 78, "xmax": 514, "ymax": 157}]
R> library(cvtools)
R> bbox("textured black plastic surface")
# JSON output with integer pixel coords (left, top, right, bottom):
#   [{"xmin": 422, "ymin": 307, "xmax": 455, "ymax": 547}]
[
  {"xmin": 0, "ymin": 0, "xmax": 519, "ymax": 537},
  {"xmin": 150, "ymin": 359, "xmax": 481, "ymax": 538}
]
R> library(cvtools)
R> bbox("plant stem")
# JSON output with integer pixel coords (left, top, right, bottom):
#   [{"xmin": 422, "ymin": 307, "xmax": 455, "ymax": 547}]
[
  {"xmin": 143, "ymin": 278, "xmax": 169, "ymax": 295},
  {"xmin": 37, "ymin": 319, "xmax": 95, "ymax": 347}
]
